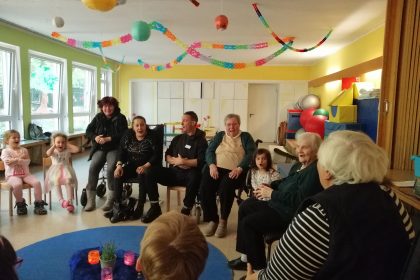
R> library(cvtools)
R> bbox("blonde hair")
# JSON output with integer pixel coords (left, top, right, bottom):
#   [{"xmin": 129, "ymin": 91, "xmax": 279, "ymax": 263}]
[
  {"xmin": 317, "ymin": 130, "xmax": 388, "ymax": 185},
  {"xmin": 3, "ymin": 130, "xmax": 20, "ymax": 145},
  {"xmin": 51, "ymin": 132, "xmax": 68, "ymax": 144},
  {"xmin": 140, "ymin": 211, "xmax": 208, "ymax": 280}
]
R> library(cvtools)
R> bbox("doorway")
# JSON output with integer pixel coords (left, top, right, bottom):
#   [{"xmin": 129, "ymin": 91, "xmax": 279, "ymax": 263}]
[{"xmin": 248, "ymin": 84, "xmax": 278, "ymax": 142}]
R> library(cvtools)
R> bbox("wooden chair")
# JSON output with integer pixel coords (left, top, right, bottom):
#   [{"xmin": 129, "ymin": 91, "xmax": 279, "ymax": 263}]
[
  {"xmin": 0, "ymin": 160, "xmax": 34, "ymax": 216},
  {"xmin": 43, "ymin": 157, "xmax": 78, "ymax": 210},
  {"xmin": 166, "ymin": 186, "xmax": 185, "ymax": 212}
]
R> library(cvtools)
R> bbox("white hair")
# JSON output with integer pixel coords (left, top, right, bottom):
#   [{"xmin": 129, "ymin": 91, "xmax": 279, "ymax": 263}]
[
  {"xmin": 317, "ymin": 130, "xmax": 388, "ymax": 185},
  {"xmin": 296, "ymin": 132, "xmax": 322, "ymax": 154}
]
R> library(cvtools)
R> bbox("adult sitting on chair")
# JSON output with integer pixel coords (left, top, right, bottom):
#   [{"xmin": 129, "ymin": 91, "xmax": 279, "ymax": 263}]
[
  {"xmin": 246, "ymin": 131, "xmax": 416, "ymax": 280},
  {"xmin": 200, "ymin": 113, "xmax": 256, "ymax": 238},
  {"xmin": 148, "ymin": 111, "xmax": 208, "ymax": 221},
  {"xmin": 85, "ymin": 96, "xmax": 128, "ymax": 211},
  {"xmin": 229, "ymin": 132, "xmax": 323, "ymax": 271},
  {"xmin": 106, "ymin": 116, "xmax": 162, "ymax": 223}
]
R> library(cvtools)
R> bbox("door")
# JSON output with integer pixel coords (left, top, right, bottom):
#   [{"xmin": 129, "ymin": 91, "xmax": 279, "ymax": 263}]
[
  {"xmin": 248, "ymin": 84, "xmax": 278, "ymax": 142},
  {"xmin": 130, "ymin": 81, "xmax": 157, "ymax": 124}
]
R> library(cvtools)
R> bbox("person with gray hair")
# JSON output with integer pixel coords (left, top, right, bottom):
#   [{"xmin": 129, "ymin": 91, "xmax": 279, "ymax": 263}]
[
  {"xmin": 229, "ymin": 132, "xmax": 323, "ymax": 272},
  {"xmin": 246, "ymin": 130, "xmax": 415, "ymax": 280}
]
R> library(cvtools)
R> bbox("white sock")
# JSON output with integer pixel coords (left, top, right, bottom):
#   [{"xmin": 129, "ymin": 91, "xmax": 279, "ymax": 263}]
[{"xmin": 240, "ymin": 254, "xmax": 247, "ymax": 262}]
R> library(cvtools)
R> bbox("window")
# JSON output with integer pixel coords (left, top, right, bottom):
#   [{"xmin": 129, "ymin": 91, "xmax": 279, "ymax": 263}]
[
  {"xmin": 30, "ymin": 52, "xmax": 65, "ymax": 133},
  {"xmin": 0, "ymin": 43, "xmax": 21, "ymax": 137},
  {"xmin": 72, "ymin": 63, "xmax": 96, "ymax": 132},
  {"xmin": 100, "ymin": 69, "xmax": 112, "ymax": 98}
]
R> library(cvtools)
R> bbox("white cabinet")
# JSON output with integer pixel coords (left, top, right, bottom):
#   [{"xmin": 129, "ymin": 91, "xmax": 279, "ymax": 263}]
[
  {"xmin": 157, "ymin": 82, "xmax": 184, "ymax": 123},
  {"xmin": 217, "ymin": 82, "xmax": 248, "ymax": 130}
]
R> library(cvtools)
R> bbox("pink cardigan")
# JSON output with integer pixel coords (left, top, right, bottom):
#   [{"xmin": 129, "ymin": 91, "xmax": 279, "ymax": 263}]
[{"xmin": 0, "ymin": 147, "xmax": 31, "ymax": 179}]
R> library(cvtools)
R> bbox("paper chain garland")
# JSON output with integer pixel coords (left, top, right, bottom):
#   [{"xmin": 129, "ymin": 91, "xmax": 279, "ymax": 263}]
[
  {"xmin": 252, "ymin": 3, "xmax": 332, "ymax": 52},
  {"xmin": 51, "ymin": 3, "xmax": 332, "ymax": 71}
]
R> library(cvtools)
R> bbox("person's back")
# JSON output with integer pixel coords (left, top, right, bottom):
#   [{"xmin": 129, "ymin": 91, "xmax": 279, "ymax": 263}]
[{"xmin": 0, "ymin": 235, "xmax": 19, "ymax": 280}]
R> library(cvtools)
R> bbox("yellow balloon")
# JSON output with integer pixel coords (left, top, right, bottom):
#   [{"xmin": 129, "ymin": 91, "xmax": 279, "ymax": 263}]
[{"xmin": 81, "ymin": 0, "xmax": 117, "ymax": 12}]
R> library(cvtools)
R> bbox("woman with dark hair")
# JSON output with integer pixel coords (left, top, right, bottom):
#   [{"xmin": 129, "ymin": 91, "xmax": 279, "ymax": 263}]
[
  {"xmin": 85, "ymin": 96, "xmax": 128, "ymax": 211},
  {"xmin": 0, "ymin": 235, "xmax": 20, "ymax": 280}
]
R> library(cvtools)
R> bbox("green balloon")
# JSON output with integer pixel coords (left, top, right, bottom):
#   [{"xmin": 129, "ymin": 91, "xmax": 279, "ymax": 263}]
[
  {"xmin": 314, "ymin": 108, "xmax": 329, "ymax": 118},
  {"xmin": 131, "ymin": 21, "xmax": 151, "ymax": 41}
]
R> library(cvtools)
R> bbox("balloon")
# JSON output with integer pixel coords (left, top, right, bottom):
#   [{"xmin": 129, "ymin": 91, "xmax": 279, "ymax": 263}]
[
  {"xmin": 299, "ymin": 108, "xmax": 316, "ymax": 127},
  {"xmin": 131, "ymin": 21, "xmax": 151, "ymax": 41},
  {"xmin": 215, "ymin": 15, "xmax": 229, "ymax": 31},
  {"xmin": 304, "ymin": 115, "xmax": 327, "ymax": 139},
  {"xmin": 301, "ymin": 94, "xmax": 320, "ymax": 109},
  {"xmin": 295, "ymin": 128, "xmax": 306, "ymax": 140},
  {"xmin": 52, "ymin": 16, "xmax": 64, "ymax": 28},
  {"xmin": 313, "ymin": 108, "xmax": 329, "ymax": 119},
  {"xmin": 81, "ymin": 0, "xmax": 117, "ymax": 12}
]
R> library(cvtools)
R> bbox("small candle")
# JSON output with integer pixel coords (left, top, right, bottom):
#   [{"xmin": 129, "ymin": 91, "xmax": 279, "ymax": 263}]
[
  {"xmin": 87, "ymin": 250, "xmax": 100, "ymax": 265},
  {"xmin": 101, "ymin": 267, "xmax": 113, "ymax": 280},
  {"xmin": 124, "ymin": 250, "xmax": 135, "ymax": 266}
]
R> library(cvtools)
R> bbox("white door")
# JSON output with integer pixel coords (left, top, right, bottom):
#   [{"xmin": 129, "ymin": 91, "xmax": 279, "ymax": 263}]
[
  {"xmin": 130, "ymin": 81, "xmax": 157, "ymax": 124},
  {"xmin": 248, "ymin": 84, "xmax": 278, "ymax": 142}
]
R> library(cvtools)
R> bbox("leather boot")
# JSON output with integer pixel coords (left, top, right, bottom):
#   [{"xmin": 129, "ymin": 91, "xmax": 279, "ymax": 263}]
[
  {"xmin": 129, "ymin": 201, "xmax": 144, "ymax": 220},
  {"xmin": 84, "ymin": 190, "xmax": 96, "ymax": 211},
  {"xmin": 141, "ymin": 203, "xmax": 162, "ymax": 223},
  {"xmin": 110, "ymin": 202, "xmax": 125, "ymax": 224},
  {"xmin": 102, "ymin": 190, "xmax": 115, "ymax": 211}
]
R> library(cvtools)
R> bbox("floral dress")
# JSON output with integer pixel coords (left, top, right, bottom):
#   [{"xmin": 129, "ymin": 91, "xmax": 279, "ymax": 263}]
[
  {"xmin": 250, "ymin": 169, "xmax": 281, "ymax": 201},
  {"xmin": 44, "ymin": 150, "xmax": 78, "ymax": 192}
]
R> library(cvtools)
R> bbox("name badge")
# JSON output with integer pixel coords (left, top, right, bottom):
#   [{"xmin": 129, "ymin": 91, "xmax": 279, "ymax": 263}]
[{"xmin": 185, "ymin": 144, "xmax": 191, "ymax": 149}]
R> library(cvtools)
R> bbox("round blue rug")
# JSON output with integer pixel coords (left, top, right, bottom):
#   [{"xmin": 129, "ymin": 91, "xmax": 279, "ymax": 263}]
[{"xmin": 16, "ymin": 226, "xmax": 232, "ymax": 280}]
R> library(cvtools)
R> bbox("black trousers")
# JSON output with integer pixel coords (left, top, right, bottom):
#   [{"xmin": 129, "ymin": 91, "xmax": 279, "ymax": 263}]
[
  {"xmin": 236, "ymin": 197, "xmax": 289, "ymax": 270},
  {"xmin": 200, "ymin": 166, "xmax": 247, "ymax": 223},
  {"xmin": 149, "ymin": 166, "xmax": 201, "ymax": 208},
  {"xmin": 114, "ymin": 164, "xmax": 156, "ymax": 203}
]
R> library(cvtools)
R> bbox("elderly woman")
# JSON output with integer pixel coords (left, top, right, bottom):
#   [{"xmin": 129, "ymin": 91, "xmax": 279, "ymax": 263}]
[
  {"xmin": 200, "ymin": 114, "xmax": 256, "ymax": 238},
  {"xmin": 228, "ymin": 132, "xmax": 323, "ymax": 271},
  {"xmin": 246, "ymin": 130, "xmax": 415, "ymax": 280},
  {"xmin": 85, "ymin": 96, "xmax": 128, "ymax": 211}
]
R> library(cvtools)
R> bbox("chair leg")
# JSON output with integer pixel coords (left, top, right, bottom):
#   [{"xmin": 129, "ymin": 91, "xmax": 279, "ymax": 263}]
[
  {"xmin": 177, "ymin": 190, "xmax": 181, "ymax": 206},
  {"xmin": 49, "ymin": 191, "xmax": 52, "ymax": 210},
  {"xmin": 75, "ymin": 188, "xmax": 78, "ymax": 206},
  {"xmin": 166, "ymin": 188, "xmax": 171, "ymax": 212},
  {"xmin": 9, "ymin": 189, "xmax": 13, "ymax": 216},
  {"xmin": 28, "ymin": 188, "xmax": 32, "ymax": 205}
]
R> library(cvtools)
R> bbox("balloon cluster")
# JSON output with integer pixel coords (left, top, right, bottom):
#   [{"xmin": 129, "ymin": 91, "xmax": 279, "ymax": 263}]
[{"xmin": 296, "ymin": 95, "xmax": 329, "ymax": 139}]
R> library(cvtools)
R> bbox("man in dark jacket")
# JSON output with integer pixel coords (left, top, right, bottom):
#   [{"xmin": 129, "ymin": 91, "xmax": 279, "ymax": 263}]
[{"xmin": 144, "ymin": 111, "xmax": 208, "ymax": 223}]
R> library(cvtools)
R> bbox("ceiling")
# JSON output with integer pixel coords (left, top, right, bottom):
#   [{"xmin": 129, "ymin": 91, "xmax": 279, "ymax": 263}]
[{"xmin": 0, "ymin": 0, "xmax": 387, "ymax": 66}]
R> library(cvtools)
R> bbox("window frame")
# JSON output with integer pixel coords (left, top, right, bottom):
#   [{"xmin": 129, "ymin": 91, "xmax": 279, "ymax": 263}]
[{"xmin": 100, "ymin": 68, "xmax": 112, "ymax": 98}]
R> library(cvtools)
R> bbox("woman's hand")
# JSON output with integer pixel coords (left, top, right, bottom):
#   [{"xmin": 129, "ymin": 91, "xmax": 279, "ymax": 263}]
[
  {"xmin": 254, "ymin": 184, "xmax": 273, "ymax": 200},
  {"xmin": 245, "ymin": 263, "xmax": 258, "ymax": 280},
  {"xmin": 114, "ymin": 165, "xmax": 123, "ymax": 178},
  {"xmin": 229, "ymin": 167, "xmax": 243, "ymax": 179},
  {"xmin": 209, "ymin": 164, "xmax": 219, "ymax": 179},
  {"xmin": 136, "ymin": 163, "xmax": 150, "ymax": 174}
]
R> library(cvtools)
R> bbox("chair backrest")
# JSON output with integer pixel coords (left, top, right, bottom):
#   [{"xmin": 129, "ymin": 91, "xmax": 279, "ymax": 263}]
[
  {"xmin": 0, "ymin": 160, "xmax": 5, "ymax": 172},
  {"xmin": 149, "ymin": 124, "xmax": 164, "ymax": 167},
  {"xmin": 43, "ymin": 157, "xmax": 52, "ymax": 179},
  {"xmin": 400, "ymin": 233, "xmax": 420, "ymax": 279}
]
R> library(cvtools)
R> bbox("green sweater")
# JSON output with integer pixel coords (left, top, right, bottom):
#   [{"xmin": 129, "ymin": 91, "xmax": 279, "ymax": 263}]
[
  {"xmin": 269, "ymin": 160, "xmax": 323, "ymax": 221},
  {"xmin": 205, "ymin": 131, "xmax": 256, "ymax": 170}
]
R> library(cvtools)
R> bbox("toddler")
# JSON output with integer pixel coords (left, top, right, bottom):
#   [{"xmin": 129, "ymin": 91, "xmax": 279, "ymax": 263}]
[
  {"xmin": 45, "ymin": 133, "xmax": 79, "ymax": 212},
  {"xmin": 1, "ymin": 130, "xmax": 47, "ymax": 215},
  {"xmin": 250, "ymin": 148, "xmax": 281, "ymax": 201}
]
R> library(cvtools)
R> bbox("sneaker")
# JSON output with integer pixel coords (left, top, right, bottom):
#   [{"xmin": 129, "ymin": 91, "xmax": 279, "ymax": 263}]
[
  {"xmin": 66, "ymin": 201, "xmax": 75, "ymax": 213},
  {"xmin": 215, "ymin": 222, "xmax": 227, "ymax": 238},
  {"xmin": 15, "ymin": 199, "xmax": 28, "ymax": 216},
  {"xmin": 228, "ymin": 257, "xmax": 247, "ymax": 271},
  {"xmin": 60, "ymin": 199, "xmax": 68, "ymax": 208},
  {"xmin": 203, "ymin": 221, "xmax": 218, "ymax": 236},
  {"xmin": 104, "ymin": 210, "xmax": 113, "ymax": 219},
  {"xmin": 141, "ymin": 204, "xmax": 162, "ymax": 223},
  {"xmin": 181, "ymin": 206, "xmax": 191, "ymax": 216},
  {"xmin": 34, "ymin": 200, "xmax": 48, "ymax": 215}
]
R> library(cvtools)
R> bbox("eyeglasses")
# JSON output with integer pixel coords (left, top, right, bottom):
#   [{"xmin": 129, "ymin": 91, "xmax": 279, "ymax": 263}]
[{"xmin": 14, "ymin": 257, "xmax": 23, "ymax": 269}]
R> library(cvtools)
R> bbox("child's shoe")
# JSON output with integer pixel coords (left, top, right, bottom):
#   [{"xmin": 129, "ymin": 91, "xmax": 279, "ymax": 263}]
[
  {"xmin": 15, "ymin": 199, "xmax": 28, "ymax": 215},
  {"xmin": 34, "ymin": 200, "xmax": 48, "ymax": 215},
  {"xmin": 66, "ymin": 201, "xmax": 75, "ymax": 213},
  {"xmin": 60, "ymin": 199, "xmax": 69, "ymax": 208}
]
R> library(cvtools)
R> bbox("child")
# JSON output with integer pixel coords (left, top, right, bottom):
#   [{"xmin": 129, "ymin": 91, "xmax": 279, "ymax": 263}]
[
  {"xmin": 250, "ymin": 148, "xmax": 281, "ymax": 201},
  {"xmin": 0, "ymin": 130, "xmax": 47, "ymax": 215},
  {"xmin": 137, "ymin": 211, "xmax": 209, "ymax": 280},
  {"xmin": 45, "ymin": 133, "xmax": 80, "ymax": 213}
]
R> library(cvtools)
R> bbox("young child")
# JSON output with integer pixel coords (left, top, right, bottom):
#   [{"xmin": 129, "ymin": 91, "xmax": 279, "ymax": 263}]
[
  {"xmin": 137, "ymin": 211, "xmax": 209, "ymax": 280},
  {"xmin": 250, "ymin": 148, "xmax": 281, "ymax": 201},
  {"xmin": 0, "ymin": 130, "xmax": 47, "ymax": 215},
  {"xmin": 45, "ymin": 133, "xmax": 80, "ymax": 213}
]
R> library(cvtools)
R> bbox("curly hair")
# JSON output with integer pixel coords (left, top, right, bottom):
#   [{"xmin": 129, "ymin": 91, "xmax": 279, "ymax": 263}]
[
  {"xmin": 97, "ymin": 96, "xmax": 120, "ymax": 112},
  {"xmin": 2, "ymin": 130, "xmax": 20, "ymax": 145}
]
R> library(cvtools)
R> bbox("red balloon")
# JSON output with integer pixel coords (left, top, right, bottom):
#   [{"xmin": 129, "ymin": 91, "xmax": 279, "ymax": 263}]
[
  {"xmin": 304, "ymin": 115, "xmax": 327, "ymax": 139},
  {"xmin": 215, "ymin": 15, "xmax": 229, "ymax": 30},
  {"xmin": 299, "ymin": 108, "xmax": 316, "ymax": 127}
]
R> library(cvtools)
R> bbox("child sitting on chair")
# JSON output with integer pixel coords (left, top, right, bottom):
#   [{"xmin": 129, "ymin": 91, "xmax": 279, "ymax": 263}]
[
  {"xmin": 137, "ymin": 211, "xmax": 209, "ymax": 280},
  {"xmin": 250, "ymin": 148, "xmax": 281, "ymax": 200},
  {"xmin": 45, "ymin": 133, "xmax": 80, "ymax": 213},
  {"xmin": 1, "ymin": 130, "xmax": 47, "ymax": 215}
]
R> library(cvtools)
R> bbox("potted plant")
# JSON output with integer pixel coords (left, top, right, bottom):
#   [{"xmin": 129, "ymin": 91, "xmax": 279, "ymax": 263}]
[{"xmin": 100, "ymin": 241, "xmax": 117, "ymax": 269}]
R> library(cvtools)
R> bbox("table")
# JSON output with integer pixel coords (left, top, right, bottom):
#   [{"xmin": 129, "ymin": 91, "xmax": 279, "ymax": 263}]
[
  {"xmin": 387, "ymin": 169, "xmax": 420, "ymax": 211},
  {"xmin": 70, "ymin": 247, "xmax": 141, "ymax": 280}
]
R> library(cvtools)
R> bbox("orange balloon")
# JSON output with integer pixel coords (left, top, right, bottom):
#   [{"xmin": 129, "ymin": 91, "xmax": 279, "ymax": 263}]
[
  {"xmin": 215, "ymin": 15, "xmax": 229, "ymax": 31},
  {"xmin": 81, "ymin": 0, "xmax": 117, "ymax": 12}
]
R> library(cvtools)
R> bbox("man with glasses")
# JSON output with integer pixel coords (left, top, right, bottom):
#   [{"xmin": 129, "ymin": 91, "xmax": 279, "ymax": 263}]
[{"xmin": 145, "ymin": 111, "xmax": 208, "ymax": 222}]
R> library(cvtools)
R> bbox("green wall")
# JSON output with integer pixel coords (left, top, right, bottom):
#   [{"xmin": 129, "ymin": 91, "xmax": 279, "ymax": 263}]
[{"xmin": 0, "ymin": 20, "xmax": 118, "ymax": 137}]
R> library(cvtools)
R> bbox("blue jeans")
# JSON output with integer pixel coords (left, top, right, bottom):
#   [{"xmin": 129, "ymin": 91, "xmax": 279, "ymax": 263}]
[{"xmin": 86, "ymin": 150, "xmax": 118, "ymax": 191}]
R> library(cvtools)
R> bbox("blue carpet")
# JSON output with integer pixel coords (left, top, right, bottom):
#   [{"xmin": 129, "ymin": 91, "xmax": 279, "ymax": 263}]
[{"xmin": 17, "ymin": 226, "xmax": 232, "ymax": 280}]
